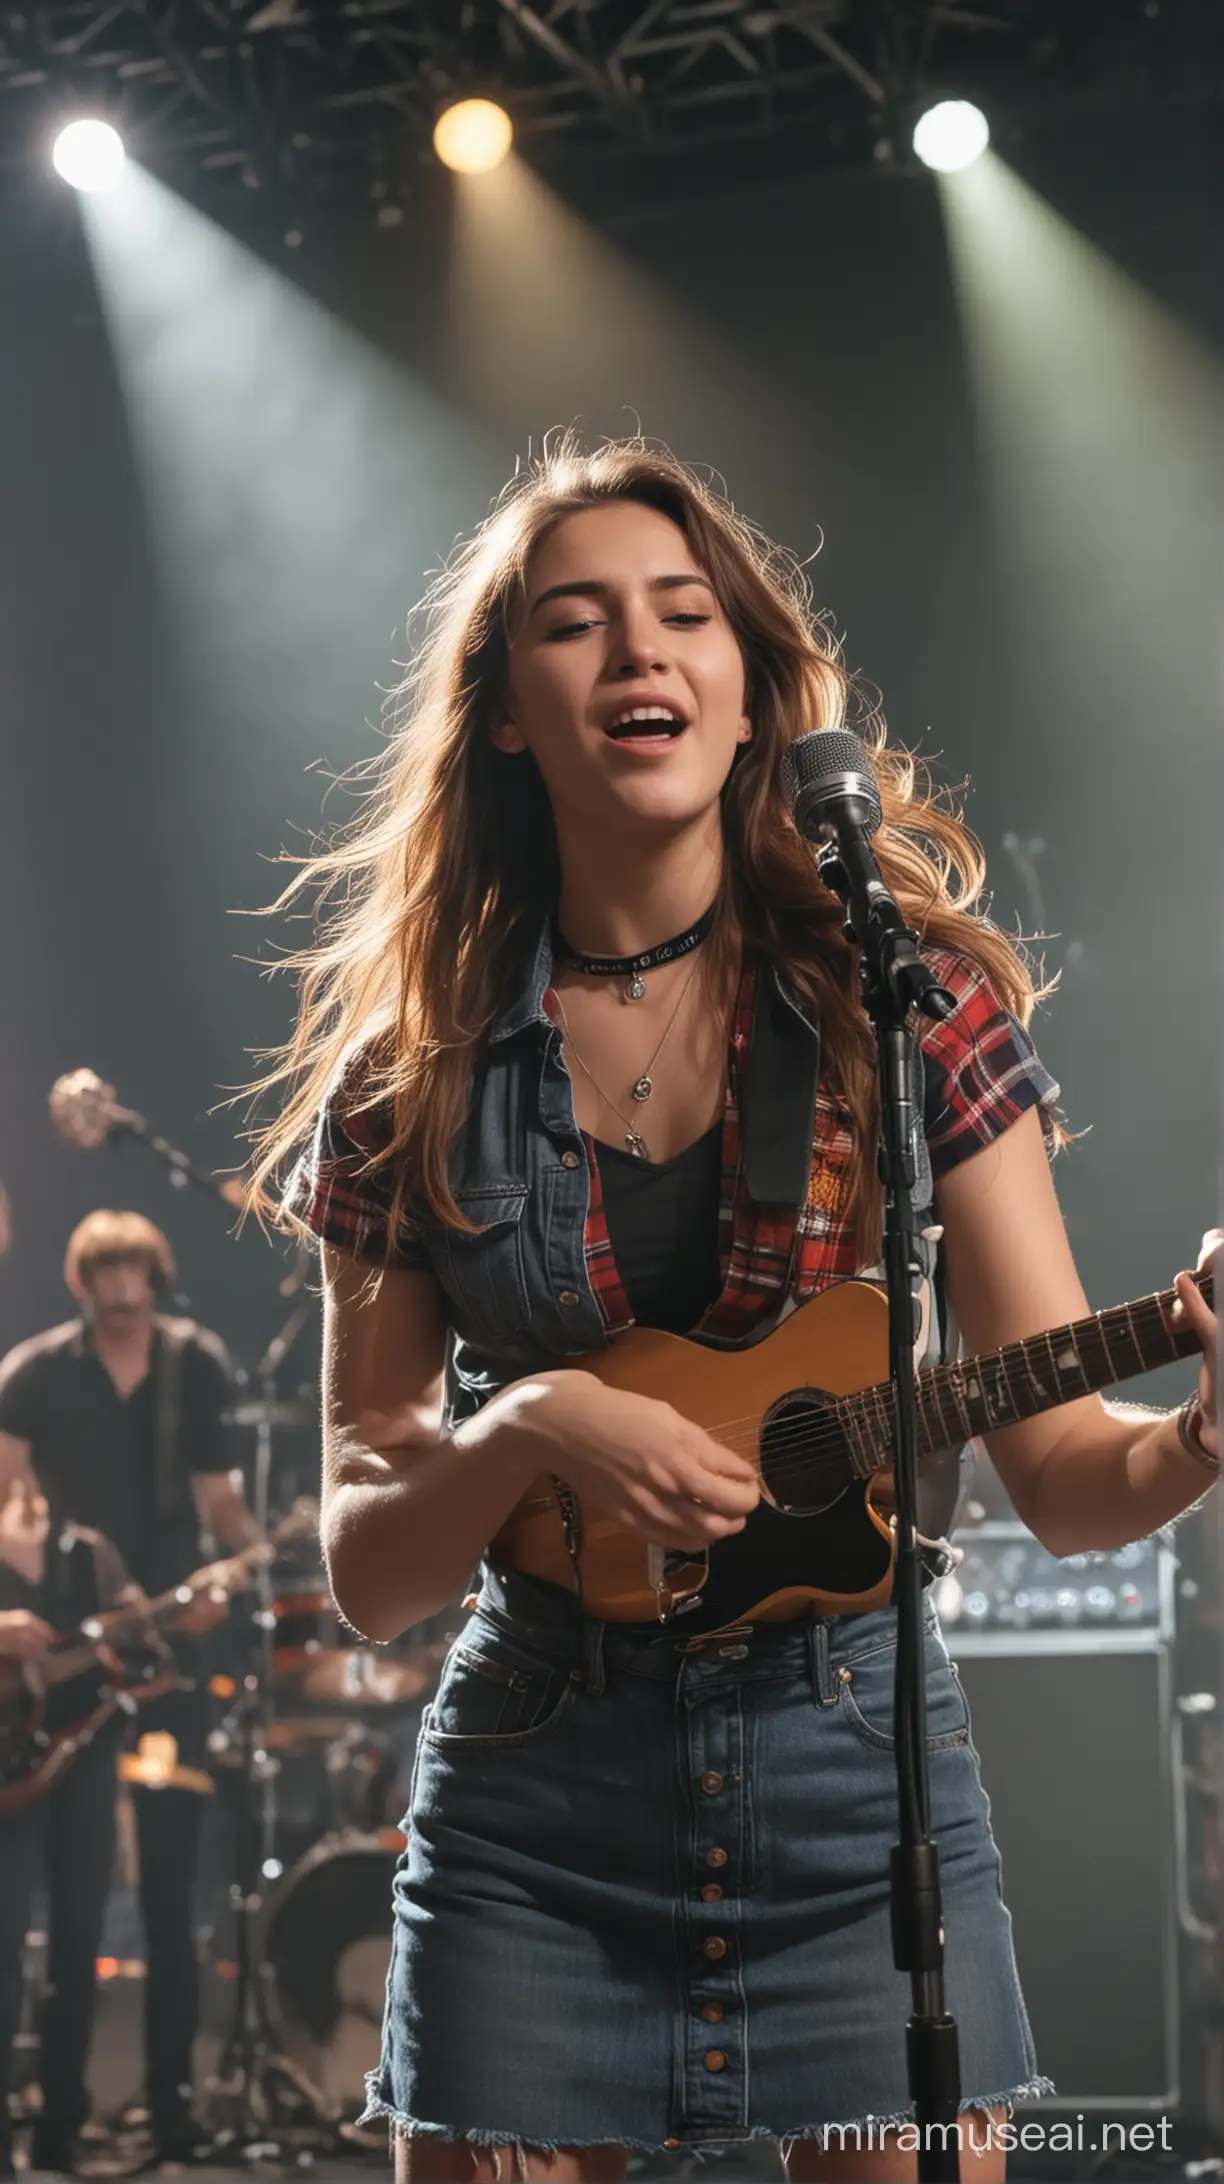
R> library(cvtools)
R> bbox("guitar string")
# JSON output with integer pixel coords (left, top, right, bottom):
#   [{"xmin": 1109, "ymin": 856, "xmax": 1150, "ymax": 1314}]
[
  {"xmin": 643, "ymin": 1286, "xmax": 1200, "ymax": 1491},
  {"xmin": 675, "ymin": 1288, "xmax": 1193, "ymax": 1458}
]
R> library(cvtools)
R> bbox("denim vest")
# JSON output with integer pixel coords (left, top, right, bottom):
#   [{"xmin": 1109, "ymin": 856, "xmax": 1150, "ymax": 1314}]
[{"xmin": 415, "ymin": 919, "xmax": 964, "ymax": 1540}]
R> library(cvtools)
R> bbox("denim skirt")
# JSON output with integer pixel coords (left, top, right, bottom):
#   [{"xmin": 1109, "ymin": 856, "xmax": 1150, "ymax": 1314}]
[{"xmin": 362, "ymin": 1565, "xmax": 1049, "ymax": 2152}]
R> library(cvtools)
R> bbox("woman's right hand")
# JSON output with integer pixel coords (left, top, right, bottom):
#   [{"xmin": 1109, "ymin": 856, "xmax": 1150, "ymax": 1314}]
[
  {"xmin": 515, "ymin": 1371, "xmax": 760, "ymax": 1549},
  {"xmin": 0, "ymin": 1608, "xmax": 55, "ymax": 1660}
]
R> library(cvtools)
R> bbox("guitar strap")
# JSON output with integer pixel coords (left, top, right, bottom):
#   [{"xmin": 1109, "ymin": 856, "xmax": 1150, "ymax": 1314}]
[
  {"xmin": 152, "ymin": 1317, "xmax": 190, "ymax": 1522},
  {"xmin": 740, "ymin": 963, "xmax": 821, "ymax": 1210}
]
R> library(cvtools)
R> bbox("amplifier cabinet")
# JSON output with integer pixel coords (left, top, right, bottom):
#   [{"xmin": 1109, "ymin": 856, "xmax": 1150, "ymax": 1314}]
[{"xmin": 952, "ymin": 1635, "xmax": 1178, "ymax": 2112}]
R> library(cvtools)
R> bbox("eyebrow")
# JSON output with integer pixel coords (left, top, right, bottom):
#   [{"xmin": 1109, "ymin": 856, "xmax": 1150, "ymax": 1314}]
[{"xmin": 528, "ymin": 572, "xmax": 715, "ymax": 617}]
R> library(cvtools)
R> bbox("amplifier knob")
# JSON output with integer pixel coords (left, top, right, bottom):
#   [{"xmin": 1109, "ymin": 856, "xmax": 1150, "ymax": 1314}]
[
  {"xmin": 1084, "ymin": 1585, "xmax": 1116, "ymax": 1620},
  {"xmin": 1055, "ymin": 1588, "xmax": 1083, "ymax": 1625}
]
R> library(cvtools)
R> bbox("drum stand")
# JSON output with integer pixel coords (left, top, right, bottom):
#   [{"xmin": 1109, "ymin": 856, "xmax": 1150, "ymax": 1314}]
[{"xmin": 202, "ymin": 1308, "xmax": 344, "ymax": 2165}]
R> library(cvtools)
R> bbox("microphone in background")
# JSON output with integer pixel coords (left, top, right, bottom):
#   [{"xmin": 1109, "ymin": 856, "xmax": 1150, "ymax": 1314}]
[{"xmin": 780, "ymin": 728, "xmax": 955, "ymax": 1024}]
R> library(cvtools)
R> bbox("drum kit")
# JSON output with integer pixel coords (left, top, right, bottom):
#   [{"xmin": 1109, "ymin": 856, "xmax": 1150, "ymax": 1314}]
[{"xmin": 198, "ymin": 1400, "xmax": 448, "ymax": 2158}]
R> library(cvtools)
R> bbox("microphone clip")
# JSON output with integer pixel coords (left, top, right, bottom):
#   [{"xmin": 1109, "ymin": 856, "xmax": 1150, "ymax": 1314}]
[{"xmin": 817, "ymin": 845, "xmax": 956, "ymax": 1026}]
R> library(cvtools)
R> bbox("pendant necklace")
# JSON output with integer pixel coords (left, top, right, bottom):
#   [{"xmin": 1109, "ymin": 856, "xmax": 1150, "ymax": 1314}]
[
  {"xmin": 552, "ymin": 954, "xmax": 704, "ymax": 1161},
  {"xmin": 554, "ymin": 899, "xmax": 717, "ymax": 1004}
]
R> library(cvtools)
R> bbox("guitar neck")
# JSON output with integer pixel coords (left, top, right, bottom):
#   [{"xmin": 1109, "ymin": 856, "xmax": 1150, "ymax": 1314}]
[
  {"xmin": 854, "ymin": 1270, "xmax": 1214, "ymax": 1470},
  {"xmin": 44, "ymin": 1542, "xmax": 264, "ymax": 1690}
]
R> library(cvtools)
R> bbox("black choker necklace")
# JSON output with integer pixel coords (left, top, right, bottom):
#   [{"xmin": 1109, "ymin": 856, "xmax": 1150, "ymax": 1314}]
[{"xmin": 554, "ymin": 900, "xmax": 718, "ymax": 1001}]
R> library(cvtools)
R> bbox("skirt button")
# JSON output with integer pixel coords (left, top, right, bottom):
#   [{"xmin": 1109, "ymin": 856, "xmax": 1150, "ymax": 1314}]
[
  {"xmin": 702, "ymin": 1936, "xmax": 727, "ymax": 1961},
  {"xmin": 704, "ymin": 2050, "xmax": 728, "ymax": 2072}
]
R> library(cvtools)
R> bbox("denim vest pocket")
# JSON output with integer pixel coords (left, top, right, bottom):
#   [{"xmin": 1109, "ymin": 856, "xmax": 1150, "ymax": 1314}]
[{"xmin": 433, "ymin": 1185, "xmax": 532, "ymax": 1347}]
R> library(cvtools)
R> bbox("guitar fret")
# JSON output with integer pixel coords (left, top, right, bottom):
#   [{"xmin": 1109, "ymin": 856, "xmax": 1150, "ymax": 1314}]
[
  {"xmin": 1070, "ymin": 1312, "xmax": 1112, "ymax": 1391},
  {"xmin": 994, "ymin": 1346, "xmax": 1024, "ymax": 1426},
  {"xmin": 1119, "ymin": 1301, "xmax": 1148, "ymax": 1377},
  {"xmin": 916, "ymin": 1375, "xmax": 948, "ymax": 1458},
  {"xmin": 931, "ymin": 1367, "xmax": 963, "ymax": 1451},
  {"xmin": 946, "ymin": 1363, "xmax": 974, "ymax": 1442},
  {"xmin": 868, "ymin": 1386, "xmax": 893, "ymax": 1472}
]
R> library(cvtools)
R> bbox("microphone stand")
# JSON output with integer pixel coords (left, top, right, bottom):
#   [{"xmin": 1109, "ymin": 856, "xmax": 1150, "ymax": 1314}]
[{"xmin": 817, "ymin": 839, "xmax": 963, "ymax": 2184}]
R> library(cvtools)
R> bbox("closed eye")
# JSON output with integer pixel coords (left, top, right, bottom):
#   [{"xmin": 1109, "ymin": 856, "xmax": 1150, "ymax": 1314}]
[{"xmin": 545, "ymin": 612, "xmax": 712, "ymax": 642}]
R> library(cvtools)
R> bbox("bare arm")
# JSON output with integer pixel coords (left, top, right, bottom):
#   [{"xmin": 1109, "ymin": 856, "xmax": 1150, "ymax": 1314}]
[
  {"xmin": 0, "ymin": 1431, "xmax": 33, "ymax": 1505},
  {"xmin": 938, "ymin": 1107, "xmax": 1217, "ymax": 1555},
  {"xmin": 320, "ymin": 1246, "xmax": 552, "ymax": 1639},
  {"xmin": 320, "ymin": 1242, "xmax": 759, "ymax": 1644},
  {"xmin": 192, "ymin": 1471, "xmax": 260, "ymax": 1552}
]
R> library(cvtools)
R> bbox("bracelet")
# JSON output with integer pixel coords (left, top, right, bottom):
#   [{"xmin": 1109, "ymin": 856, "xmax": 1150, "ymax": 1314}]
[{"xmin": 1177, "ymin": 1392, "xmax": 1220, "ymax": 1472}]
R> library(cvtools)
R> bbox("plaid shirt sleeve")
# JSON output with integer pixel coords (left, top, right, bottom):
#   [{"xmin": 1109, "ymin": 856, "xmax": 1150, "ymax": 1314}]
[
  {"xmin": 292, "ymin": 1068, "xmax": 430, "ymax": 1270},
  {"xmin": 919, "ymin": 946, "xmax": 1061, "ymax": 1181}
]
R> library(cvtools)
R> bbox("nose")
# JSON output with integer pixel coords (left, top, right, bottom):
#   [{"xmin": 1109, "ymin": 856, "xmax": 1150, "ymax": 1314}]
[{"xmin": 608, "ymin": 624, "xmax": 669, "ymax": 680}]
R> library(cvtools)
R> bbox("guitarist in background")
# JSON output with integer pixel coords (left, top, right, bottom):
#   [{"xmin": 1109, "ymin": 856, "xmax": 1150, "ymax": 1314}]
[
  {"xmin": 0, "ymin": 1481, "xmax": 138, "ymax": 2183},
  {"xmin": 248, "ymin": 443, "xmax": 1219, "ymax": 2184},
  {"xmin": 0, "ymin": 1210, "xmax": 256, "ymax": 2172}
]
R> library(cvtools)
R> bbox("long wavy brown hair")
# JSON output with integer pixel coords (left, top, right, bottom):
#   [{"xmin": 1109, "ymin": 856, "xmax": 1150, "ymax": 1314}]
[{"xmin": 245, "ymin": 434, "xmax": 1056, "ymax": 1259}]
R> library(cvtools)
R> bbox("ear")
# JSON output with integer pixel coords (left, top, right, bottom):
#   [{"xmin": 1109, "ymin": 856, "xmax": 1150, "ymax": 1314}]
[
  {"xmin": 736, "ymin": 713, "xmax": 753, "ymax": 744},
  {"xmin": 490, "ymin": 703, "xmax": 528, "ymax": 757}
]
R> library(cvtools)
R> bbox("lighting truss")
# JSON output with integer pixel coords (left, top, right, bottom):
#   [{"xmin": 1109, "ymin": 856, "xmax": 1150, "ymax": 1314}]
[{"xmin": 4, "ymin": 1, "xmax": 1221, "ymax": 214}]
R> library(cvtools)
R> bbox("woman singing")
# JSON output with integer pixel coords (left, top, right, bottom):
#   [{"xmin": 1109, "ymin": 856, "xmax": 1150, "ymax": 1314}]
[{"xmin": 249, "ymin": 440, "xmax": 1219, "ymax": 2182}]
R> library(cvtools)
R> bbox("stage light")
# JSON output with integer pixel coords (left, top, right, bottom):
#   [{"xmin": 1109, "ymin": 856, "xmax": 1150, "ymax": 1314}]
[
  {"xmin": 912, "ymin": 101, "xmax": 989, "ymax": 175},
  {"xmin": 433, "ymin": 99, "xmax": 513, "ymax": 176},
  {"xmin": 52, "ymin": 119, "xmax": 126, "ymax": 192}
]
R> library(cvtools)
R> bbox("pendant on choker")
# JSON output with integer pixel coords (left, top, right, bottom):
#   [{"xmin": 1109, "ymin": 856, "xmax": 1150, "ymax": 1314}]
[{"xmin": 553, "ymin": 898, "xmax": 718, "ymax": 1006}]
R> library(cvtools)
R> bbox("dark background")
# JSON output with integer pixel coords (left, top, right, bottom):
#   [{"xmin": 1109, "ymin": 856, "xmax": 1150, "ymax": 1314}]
[{"xmin": 1, "ymin": 102, "xmax": 1218, "ymax": 1423}]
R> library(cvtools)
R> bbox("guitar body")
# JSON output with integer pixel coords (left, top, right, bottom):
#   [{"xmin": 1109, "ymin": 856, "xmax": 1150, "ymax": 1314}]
[
  {"xmin": 0, "ymin": 1504, "xmax": 318, "ymax": 1815},
  {"xmin": 0, "ymin": 1695, "xmax": 123, "ymax": 1817},
  {"xmin": 491, "ymin": 1280, "xmax": 909, "ymax": 1633}
]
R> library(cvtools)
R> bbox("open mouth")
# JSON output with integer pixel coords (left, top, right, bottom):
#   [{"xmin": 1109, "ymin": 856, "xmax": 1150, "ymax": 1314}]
[{"xmin": 603, "ymin": 706, "xmax": 688, "ymax": 742}]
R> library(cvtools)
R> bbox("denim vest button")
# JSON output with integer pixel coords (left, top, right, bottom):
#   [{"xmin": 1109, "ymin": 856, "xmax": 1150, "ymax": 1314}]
[
  {"xmin": 557, "ymin": 1290, "xmax": 581, "ymax": 1308},
  {"xmin": 561, "ymin": 1150, "xmax": 582, "ymax": 1169}
]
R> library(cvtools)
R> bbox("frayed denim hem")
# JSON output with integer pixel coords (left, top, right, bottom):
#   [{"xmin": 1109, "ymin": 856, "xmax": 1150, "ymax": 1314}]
[
  {"xmin": 778, "ymin": 2076, "xmax": 1057, "ymax": 2148},
  {"xmin": 357, "ymin": 2073, "xmax": 1056, "ymax": 2154},
  {"xmin": 358, "ymin": 2082, "xmax": 646, "ymax": 2153}
]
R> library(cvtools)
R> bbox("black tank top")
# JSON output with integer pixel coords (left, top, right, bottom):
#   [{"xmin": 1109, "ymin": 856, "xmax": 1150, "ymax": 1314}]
[{"xmin": 597, "ymin": 1121, "xmax": 723, "ymax": 1334}]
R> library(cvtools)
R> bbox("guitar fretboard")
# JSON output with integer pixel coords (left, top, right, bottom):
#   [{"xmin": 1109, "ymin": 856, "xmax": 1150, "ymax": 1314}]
[{"xmin": 847, "ymin": 1270, "xmax": 1213, "ymax": 1471}]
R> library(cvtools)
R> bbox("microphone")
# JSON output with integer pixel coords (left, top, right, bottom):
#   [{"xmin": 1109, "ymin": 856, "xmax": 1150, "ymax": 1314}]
[
  {"xmin": 780, "ymin": 729, "xmax": 955, "ymax": 1023},
  {"xmin": 780, "ymin": 726, "xmax": 885, "ymax": 850}
]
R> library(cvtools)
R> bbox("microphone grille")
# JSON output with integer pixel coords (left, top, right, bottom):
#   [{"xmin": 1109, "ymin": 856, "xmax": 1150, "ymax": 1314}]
[{"xmin": 780, "ymin": 728, "xmax": 883, "ymax": 834}]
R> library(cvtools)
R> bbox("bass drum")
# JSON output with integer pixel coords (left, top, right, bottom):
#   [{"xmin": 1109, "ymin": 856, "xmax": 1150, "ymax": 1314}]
[{"xmin": 264, "ymin": 1828, "xmax": 403, "ymax": 2114}]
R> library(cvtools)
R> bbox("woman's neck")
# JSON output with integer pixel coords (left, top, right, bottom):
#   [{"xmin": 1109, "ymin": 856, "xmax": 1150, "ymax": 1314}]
[{"xmin": 554, "ymin": 816, "xmax": 724, "ymax": 959}]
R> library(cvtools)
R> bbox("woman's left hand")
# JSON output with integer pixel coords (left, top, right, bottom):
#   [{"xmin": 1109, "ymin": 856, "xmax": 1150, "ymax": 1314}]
[{"xmin": 1172, "ymin": 1229, "xmax": 1221, "ymax": 1463}]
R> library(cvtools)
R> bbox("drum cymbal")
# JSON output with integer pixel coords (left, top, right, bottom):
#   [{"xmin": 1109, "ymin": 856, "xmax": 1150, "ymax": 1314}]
[
  {"xmin": 224, "ymin": 1399, "xmax": 314, "ymax": 1429},
  {"xmin": 207, "ymin": 1714, "xmax": 359, "ymax": 1765},
  {"xmin": 274, "ymin": 1648, "xmax": 433, "ymax": 1709}
]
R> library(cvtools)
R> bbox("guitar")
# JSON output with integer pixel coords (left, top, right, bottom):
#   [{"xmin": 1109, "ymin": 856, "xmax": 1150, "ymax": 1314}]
[
  {"xmin": 0, "ymin": 1503, "xmax": 317, "ymax": 1814},
  {"xmin": 491, "ymin": 1270, "xmax": 1215, "ymax": 1636}
]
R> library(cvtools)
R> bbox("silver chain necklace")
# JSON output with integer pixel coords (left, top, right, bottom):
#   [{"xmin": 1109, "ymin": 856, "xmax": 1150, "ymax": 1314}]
[{"xmin": 552, "ymin": 955, "xmax": 703, "ymax": 1161}]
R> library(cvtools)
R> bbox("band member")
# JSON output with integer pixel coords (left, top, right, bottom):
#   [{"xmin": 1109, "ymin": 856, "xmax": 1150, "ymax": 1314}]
[
  {"xmin": 0, "ymin": 1211, "xmax": 256, "ymax": 2170},
  {"xmin": 0, "ymin": 1482, "xmax": 138, "ymax": 2183},
  {"xmin": 249, "ymin": 441, "xmax": 1219, "ymax": 2183}
]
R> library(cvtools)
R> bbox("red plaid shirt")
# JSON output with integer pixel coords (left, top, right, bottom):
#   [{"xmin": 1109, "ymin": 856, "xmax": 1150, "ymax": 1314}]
[{"xmin": 303, "ymin": 945, "xmax": 1058, "ymax": 1349}]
